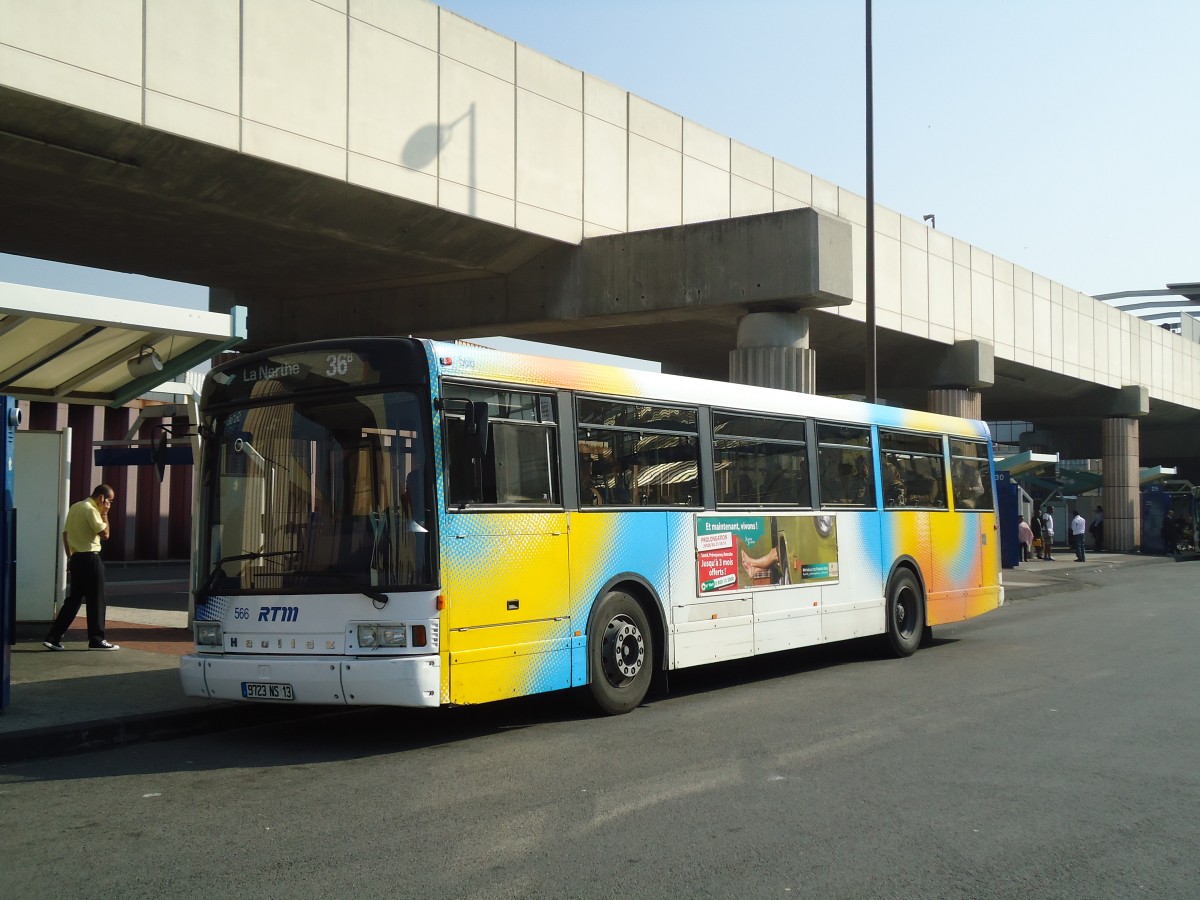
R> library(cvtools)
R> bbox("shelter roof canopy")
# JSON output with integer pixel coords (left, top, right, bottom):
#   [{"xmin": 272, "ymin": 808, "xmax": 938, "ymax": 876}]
[{"xmin": 0, "ymin": 283, "xmax": 244, "ymax": 407}]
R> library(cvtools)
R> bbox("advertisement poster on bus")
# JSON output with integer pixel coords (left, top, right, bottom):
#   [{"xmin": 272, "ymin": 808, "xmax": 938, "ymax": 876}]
[{"xmin": 695, "ymin": 513, "xmax": 839, "ymax": 594}]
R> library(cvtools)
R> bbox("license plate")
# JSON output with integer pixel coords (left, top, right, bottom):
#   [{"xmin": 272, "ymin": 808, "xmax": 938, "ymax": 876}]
[{"xmin": 241, "ymin": 681, "xmax": 294, "ymax": 701}]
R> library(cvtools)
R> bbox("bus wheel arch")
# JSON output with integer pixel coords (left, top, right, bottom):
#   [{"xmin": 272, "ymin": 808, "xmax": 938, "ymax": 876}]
[
  {"xmin": 585, "ymin": 578, "xmax": 665, "ymax": 715},
  {"xmin": 883, "ymin": 560, "xmax": 926, "ymax": 658}
]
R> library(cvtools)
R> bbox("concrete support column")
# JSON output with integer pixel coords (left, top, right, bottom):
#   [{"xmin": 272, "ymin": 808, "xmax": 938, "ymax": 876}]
[
  {"xmin": 928, "ymin": 340, "xmax": 992, "ymax": 419},
  {"xmin": 729, "ymin": 312, "xmax": 816, "ymax": 393},
  {"xmin": 1101, "ymin": 386, "xmax": 1149, "ymax": 553},
  {"xmin": 1102, "ymin": 416, "xmax": 1141, "ymax": 552},
  {"xmin": 927, "ymin": 388, "xmax": 982, "ymax": 420}
]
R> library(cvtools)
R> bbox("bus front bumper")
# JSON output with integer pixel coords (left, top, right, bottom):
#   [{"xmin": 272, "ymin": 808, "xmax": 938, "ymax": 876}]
[{"xmin": 180, "ymin": 653, "xmax": 441, "ymax": 708}]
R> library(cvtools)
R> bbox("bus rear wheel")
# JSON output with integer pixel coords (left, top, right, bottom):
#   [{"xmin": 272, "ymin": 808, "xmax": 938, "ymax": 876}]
[
  {"xmin": 588, "ymin": 591, "xmax": 653, "ymax": 715},
  {"xmin": 884, "ymin": 569, "xmax": 924, "ymax": 658}
]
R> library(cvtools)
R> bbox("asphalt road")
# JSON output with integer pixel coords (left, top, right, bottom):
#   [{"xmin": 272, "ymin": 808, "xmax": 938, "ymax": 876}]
[{"xmin": 3, "ymin": 563, "xmax": 1198, "ymax": 899}]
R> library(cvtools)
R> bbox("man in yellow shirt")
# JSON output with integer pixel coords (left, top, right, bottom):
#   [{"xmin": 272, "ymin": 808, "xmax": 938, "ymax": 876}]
[{"xmin": 43, "ymin": 484, "xmax": 120, "ymax": 651}]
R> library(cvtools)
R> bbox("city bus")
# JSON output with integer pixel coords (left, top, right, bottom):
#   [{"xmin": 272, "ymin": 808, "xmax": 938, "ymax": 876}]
[{"xmin": 181, "ymin": 337, "xmax": 1002, "ymax": 714}]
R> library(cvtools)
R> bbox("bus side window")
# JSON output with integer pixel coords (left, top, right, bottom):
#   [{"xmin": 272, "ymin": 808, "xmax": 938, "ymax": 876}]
[
  {"xmin": 816, "ymin": 423, "xmax": 874, "ymax": 509},
  {"xmin": 879, "ymin": 431, "xmax": 947, "ymax": 509},
  {"xmin": 444, "ymin": 387, "xmax": 561, "ymax": 508},
  {"xmin": 949, "ymin": 439, "xmax": 992, "ymax": 511},
  {"xmin": 712, "ymin": 412, "xmax": 809, "ymax": 508},
  {"xmin": 577, "ymin": 399, "xmax": 700, "ymax": 509}
]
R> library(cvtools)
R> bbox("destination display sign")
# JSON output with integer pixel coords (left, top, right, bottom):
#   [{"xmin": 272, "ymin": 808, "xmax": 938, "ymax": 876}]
[
  {"xmin": 215, "ymin": 350, "xmax": 373, "ymax": 388},
  {"xmin": 203, "ymin": 340, "xmax": 430, "ymax": 405}
]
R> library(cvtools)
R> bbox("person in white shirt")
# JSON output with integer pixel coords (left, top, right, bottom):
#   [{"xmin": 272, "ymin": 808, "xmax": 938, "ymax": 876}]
[
  {"xmin": 1070, "ymin": 509, "xmax": 1087, "ymax": 561},
  {"xmin": 1041, "ymin": 506, "xmax": 1056, "ymax": 560}
]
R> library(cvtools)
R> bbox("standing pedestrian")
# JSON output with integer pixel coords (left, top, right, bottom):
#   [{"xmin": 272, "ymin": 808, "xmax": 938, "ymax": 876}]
[
  {"xmin": 1089, "ymin": 505, "xmax": 1104, "ymax": 552},
  {"xmin": 1030, "ymin": 509, "xmax": 1043, "ymax": 558},
  {"xmin": 1041, "ymin": 505, "xmax": 1056, "ymax": 561},
  {"xmin": 1070, "ymin": 509, "xmax": 1087, "ymax": 562},
  {"xmin": 1161, "ymin": 510, "xmax": 1177, "ymax": 555},
  {"xmin": 43, "ymin": 484, "xmax": 120, "ymax": 651},
  {"xmin": 1017, "ymin": 515, "xmax": 1034, "ymax": 562}
]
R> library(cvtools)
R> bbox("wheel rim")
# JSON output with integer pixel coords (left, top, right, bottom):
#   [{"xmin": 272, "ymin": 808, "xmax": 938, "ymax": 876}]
[
  {"xmin": 894, "ymin": 585, "xmax": 917, "ymax": 639},
  {"xmin": 601, "ymin": 614, "xmax": 645, "ymax": 687}
]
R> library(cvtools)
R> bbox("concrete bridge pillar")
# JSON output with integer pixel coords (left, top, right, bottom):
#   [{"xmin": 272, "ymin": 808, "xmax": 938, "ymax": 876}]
[
  {"xmin": 1102, "ymin": 418, "xmax": 1141, "ymax": 552},
  {"xmin": 926, "ymin": 339, "xmax": 993, "ymax": 420},
  {"xmin": 729, "ymin": 312, "xmax": 816, "ymax": 393},
  {"xmin": 1102, "ymin": 386, "xmax": 1149, "ymax": 552},
  {"xmin": 927, "ymin": 388, "xmax": 982, "ymax": 420}
]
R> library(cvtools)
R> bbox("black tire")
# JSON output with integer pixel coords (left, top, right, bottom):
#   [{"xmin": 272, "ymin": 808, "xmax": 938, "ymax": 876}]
[
  {"xmin": 884, "ymin": 569, "xmax": 925, "ymax": 658},
  {"xmin": 588, "ymin": 590, "xmax": 654, "ymax": 715}
]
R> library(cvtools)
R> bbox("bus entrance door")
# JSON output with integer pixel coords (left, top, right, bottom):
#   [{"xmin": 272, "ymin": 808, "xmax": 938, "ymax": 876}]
[{"xmin": 442, "ymin": 512, "xmax": 572, "ymax": 705}]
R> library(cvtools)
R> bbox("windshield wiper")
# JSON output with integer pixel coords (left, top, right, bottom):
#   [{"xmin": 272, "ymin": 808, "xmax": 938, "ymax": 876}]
[
  {"xmin": 319, "ymin": 571, "xmax": 389, "ymax": 607},
  {"xmin": 198, "ymin": 550, "xmax": 303, "ymax": 595},
  {"xmin": 198, "ymin": 552, "xmax": 389, "ymax": 606}
]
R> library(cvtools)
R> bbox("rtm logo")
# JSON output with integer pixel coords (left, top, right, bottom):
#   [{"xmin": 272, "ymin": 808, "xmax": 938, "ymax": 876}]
[{"xmin": 258, "ymin": 606, "xmax": 299, "ymax": 623}]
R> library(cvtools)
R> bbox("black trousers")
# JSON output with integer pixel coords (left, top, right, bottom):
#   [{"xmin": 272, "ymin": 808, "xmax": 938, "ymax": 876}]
[{"xmin": 47, "ymin": 552, "xmax": 106, "ymax": 643}]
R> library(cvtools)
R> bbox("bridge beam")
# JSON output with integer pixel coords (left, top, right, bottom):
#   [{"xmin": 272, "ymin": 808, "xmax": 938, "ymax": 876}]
[{"xmin": 230, "ymin": 208, "xmax": 853, "ymax": 364}]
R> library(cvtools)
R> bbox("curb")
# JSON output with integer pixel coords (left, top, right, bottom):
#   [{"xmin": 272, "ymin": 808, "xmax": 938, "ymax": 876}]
[
  {"xmin": 0, "ymin": 703, "xmax": 322, "ymax": 766},
  {"xmin": 1001, "ymin": 553, "xmax": 1184, "ymax": 604},
  {"xmin": 1003, "ymin": 579, "xmax": 1089, "ymax": 603}
]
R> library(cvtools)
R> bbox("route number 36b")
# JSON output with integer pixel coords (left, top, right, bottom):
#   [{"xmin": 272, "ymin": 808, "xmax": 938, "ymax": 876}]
[{"xmin": 326, "ymin": 353, "xmax": 354, "ymax": 377}]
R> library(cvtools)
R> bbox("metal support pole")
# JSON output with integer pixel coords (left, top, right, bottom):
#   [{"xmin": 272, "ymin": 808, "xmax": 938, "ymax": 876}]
[{"xmin": 864, "ymin": 0, "xmax": 877, "ymax": 403}]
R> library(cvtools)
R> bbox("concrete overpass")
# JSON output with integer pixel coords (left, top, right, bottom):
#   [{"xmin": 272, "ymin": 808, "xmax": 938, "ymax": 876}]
[{"xmin": 2, "ymin": 0, "xmax": 1199, "ymax": 549}]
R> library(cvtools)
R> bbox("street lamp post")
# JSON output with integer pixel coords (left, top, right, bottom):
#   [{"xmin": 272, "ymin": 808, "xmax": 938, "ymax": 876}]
[{"xmin": 864, "ymin": 0, "xmax": 877, "ymax": 404}]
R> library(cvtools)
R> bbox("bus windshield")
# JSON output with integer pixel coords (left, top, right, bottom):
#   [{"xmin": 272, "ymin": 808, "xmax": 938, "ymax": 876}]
[{"xmin": 199, "ymin": 388, "xmax": 433, "ymax": 595}]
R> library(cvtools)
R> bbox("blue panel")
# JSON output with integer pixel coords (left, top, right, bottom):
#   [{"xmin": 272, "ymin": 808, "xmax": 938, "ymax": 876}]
[
  {"xmin": 1, "ymin": 396, "xmax": 17, "ymax": 710},
  {"xmin": 94, "ymin": 446, "xmax": 193, "ymax": 466}
]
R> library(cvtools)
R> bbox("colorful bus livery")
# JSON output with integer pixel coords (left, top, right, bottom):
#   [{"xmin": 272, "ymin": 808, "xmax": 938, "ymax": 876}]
[{"xmin": 181, "ymin": 338, "xmax": 1002, "ymax": 715}]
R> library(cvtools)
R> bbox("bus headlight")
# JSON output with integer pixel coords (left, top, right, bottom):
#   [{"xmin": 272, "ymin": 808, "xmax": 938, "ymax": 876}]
[
  {"xmin": 356, "ymin": 624, "xmax": 407, "ymax": 649},
  {"xmin": 196, "ymin": 621, "xmax": 223, "ymax": 646}
]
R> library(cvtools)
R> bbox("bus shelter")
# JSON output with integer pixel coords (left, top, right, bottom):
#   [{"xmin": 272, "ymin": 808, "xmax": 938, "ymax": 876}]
[{"xmin": 0, "ymin": 282, "xmax": 246, "ymax": 710}]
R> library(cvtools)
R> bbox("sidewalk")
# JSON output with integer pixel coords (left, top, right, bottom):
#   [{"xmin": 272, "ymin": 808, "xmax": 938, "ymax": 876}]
[
  {"xmin": 998, "ymin": 547, "xmax": 1180, "ymax": 601},
  {"xmin": 0, "ymin": 552, "xmax": 1190, "ymax": 764},
  {"xmin": 1, "ymin": 563, "xmax": 312, "ymax": 764}
]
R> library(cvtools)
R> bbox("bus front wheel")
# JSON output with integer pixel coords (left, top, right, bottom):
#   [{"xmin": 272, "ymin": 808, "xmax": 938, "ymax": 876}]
[
  {"xmin": 588, "ymin": 591, "xmax": 653, "ymax": 715},
  {"xmin": 884, "ymin": 569, "xmax": 925, "ymax": 658}
]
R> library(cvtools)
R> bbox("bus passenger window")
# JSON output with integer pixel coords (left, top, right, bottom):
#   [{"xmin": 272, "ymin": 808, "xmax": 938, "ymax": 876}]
[
  {"xmin": 576, "ymin": 399, "xmax": 700, "ymax": 508},
  {"xmin": 712, "ymin": 412, "xmax": 809, "ymax": 508},
  {"xmin": 443, "ymin": 386, "xmax": 561, "ymax": 508},
  {"xmin": 816, "ymin": 423, "xmax": 874, "ymax": 509},
  {"xmin": 949, "ymin": 439, "xmax": 993, "ymax": 511},
  {"xmin": 879, "ymin": 431, "xmax": 947, "ymax": 510}
]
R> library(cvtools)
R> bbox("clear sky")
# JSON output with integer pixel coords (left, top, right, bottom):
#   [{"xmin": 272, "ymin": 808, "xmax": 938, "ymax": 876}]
[{"xmin": 2, "ymin": 0, "xmax": 1195, "ymax": 309}]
